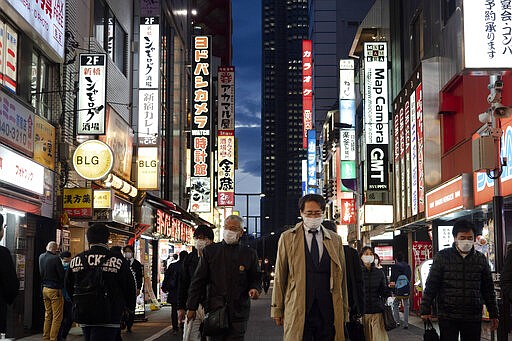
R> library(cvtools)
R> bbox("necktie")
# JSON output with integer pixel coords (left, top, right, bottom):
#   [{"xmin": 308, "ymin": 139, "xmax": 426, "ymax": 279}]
[{"xmin": 309, "ymin": 229, "xmax": 319, "ymax": 267}]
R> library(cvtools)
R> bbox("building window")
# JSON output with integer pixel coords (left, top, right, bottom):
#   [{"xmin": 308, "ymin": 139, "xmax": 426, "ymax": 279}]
[
  {"xmin": 31, "ymin": 51, "xmax": 54, "ymax": 120},
  {"xmin": 94, "ymin": 0, "xmax": 128, "ymax": 74}
]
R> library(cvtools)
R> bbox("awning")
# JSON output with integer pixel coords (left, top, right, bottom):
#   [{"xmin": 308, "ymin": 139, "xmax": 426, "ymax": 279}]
[{"xmin": 144, "ymin": 193, "xmax": 214, "ymax": 228}]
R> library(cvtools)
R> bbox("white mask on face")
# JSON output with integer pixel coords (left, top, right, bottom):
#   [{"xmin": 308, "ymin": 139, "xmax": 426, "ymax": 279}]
[
  {"xmin": 223, "ymin": 230, "xmax": 240, "ymax": 245},
  {"xmin": 457, "ymin": 240, "xmax": 474, "ymax": 253},
  {"xmin": 124, "ymin": 252, "xmax": 133, "ymax": 259},
  {"xmin": 195, "ymin": 239, "xmax": 208, "ymax": 251},
  {"xmin": 362, "ymin": 255, "xmax": 374, "ymax": 264},
  {"xmin": 302, "ymin": 216, "xmax": 324, "ymax": 230}
]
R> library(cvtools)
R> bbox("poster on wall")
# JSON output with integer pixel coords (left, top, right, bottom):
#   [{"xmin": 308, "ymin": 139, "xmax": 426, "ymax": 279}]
[{"xmin": 412, "ymin": 241, "xmax": 433, "ymax": 311}]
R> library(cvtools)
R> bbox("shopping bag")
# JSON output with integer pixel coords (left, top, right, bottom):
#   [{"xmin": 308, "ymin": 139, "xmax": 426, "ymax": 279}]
[
  {"xmin": 424, "ymin": 320, "xmax": 440, "ymax": 341},
  {"xmin": 345, "ymin": 319, "xmax": 365, "ymax": 341},
  {"xmin": 382, "ymin": 305, "xmax": 398, "ymax": 331}
]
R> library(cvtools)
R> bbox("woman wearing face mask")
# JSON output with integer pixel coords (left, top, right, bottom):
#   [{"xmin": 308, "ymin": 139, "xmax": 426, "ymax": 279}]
[
  {"xmin": 360, "ymin": 246, "xmax": 391, "ymax": 341},
  {"xmin": 177, "ymin": 225, "xmax": 214, "ymax": 341}
]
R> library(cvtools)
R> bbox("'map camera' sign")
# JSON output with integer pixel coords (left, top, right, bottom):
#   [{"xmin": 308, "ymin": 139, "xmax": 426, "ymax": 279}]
[{"xmin": 364, "ymin": 42, "xmax": 389, "ymax": 191}]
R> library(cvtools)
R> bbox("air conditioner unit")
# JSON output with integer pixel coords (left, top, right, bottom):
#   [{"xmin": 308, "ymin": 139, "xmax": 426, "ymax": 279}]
[{"xmin": 472, "ymin": 135, "xmax": 497, "ymax": 172}]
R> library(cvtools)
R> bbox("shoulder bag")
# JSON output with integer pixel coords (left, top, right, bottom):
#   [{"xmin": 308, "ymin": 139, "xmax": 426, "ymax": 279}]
[
  {"xmin": 423, "ymin": 320, "xmax": 440, "ymax": 341},
  {"xmin": 202, "ymin": 298, "xmax": 229, "ymax": 336}
]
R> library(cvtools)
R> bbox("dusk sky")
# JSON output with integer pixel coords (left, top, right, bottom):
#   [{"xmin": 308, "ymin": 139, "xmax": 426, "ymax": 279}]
[{"xmin": 232, "ymin": 0, "xmax": 263, "ymax": 232}]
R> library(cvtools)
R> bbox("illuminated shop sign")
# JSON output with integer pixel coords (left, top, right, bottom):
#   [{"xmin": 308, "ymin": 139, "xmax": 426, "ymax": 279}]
[
  {"xmin": 190, "ymin": 36, "xmax": 212, "ymax": 213},
  {"xmin": 307, "ymin": 129, "xmax": 317, "ymax": 193},
  {"xmin": 218, "ymin": 67, "xmax": 235, "ymax": 131},
  {"xmin": 5, "ymin": 0, "xmax": 65, "ymax": 59},
  {"xmin": 77, "ymin": 54, "xmax": 106, "ymax": 135},
  {"xmin": 217, "ymin": 132, "xmax": 235, "ymax": 206},
  {"xmin": 137, "ymin": 146, "xmax": 158, "ymax": 190},
  {"xmin": 63, "ymin": 188, "xmax": 92, "ymax": 218},
  {"xmin": 364, "ymin": 42, "xmax": 389, "ymax": 191},
  {"xmin": 0, "ymin": 144, "xmax": 44, "ymax": 195},
  {"xmin": 302, "ymin": 40, "xmax": 313, "ymax": 149},
  {"xmin": 72, "ymin": 140, "xmax": 114, "ymax": 180},
  {"xmin": 0, "ymin": 90, "xmax": 34, "ymax": 155}
]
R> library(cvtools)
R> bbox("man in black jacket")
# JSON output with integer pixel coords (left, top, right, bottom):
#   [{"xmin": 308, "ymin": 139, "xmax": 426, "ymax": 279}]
[
  {"xmin": 39, "ymin": 240, "xmax": 64, "ymax": 341},
  {"xmin": 163, "ymin": 250, "xmax": 188, "ymax": 334},
  {"xmin": 122, "ymin": 244, "xmax": 142, "ymax": 332},
  {"xmin": 186, "ymin": 215, "xmax": 261, "ymax": 340},
  {"xmin": 420, "ymin": 220, "xmax": 498, "ymax": 340},
  {"xmin": 0, "ymin": 214, "xmax": 19, "ymax": 337},
  {"xmin": 66, "ymin": 223, "xmax": 134, "ymax": 341}
]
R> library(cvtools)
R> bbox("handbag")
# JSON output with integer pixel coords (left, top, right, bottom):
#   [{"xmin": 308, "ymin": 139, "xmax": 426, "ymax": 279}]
[
  {"xmin": 382, "ymin": 305, "xmax": 398, "ymax": 331},
  {"xmin": 423, "ymin": 320, "xmax": 440, "ymax": 341},
  {"xmin": 202, "ymin": 304, "xmax": 229, "ymax": 336},
  {"xmin": 345, "ymin": 319, "xmax": 365, "ymax": 341}
]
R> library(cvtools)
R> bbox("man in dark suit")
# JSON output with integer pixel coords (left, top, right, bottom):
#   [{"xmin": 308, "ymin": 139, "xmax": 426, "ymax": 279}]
[
  {"xmin": 0, "ymin": 214, "xmax": 19, "ymax": 337},
  {"xmin": 122, "ymin": 245, "xmax": 143, "ymax": 333}
]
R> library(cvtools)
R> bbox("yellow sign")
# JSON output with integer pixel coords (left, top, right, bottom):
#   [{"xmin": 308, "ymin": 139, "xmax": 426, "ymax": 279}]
[
  {"xmin": 63, "ymin": 188, "xmax": 93, "ymax": 218},
  {"xmin": 73, "ymin": 140, "xmax": 114, "ymax": 180},
  {"xmin": 137, "ymin": 147, "xmax": 158, "ymax": 189},
  {"xmin": 94, "ymin": 189, "xmax": 112, "ymax": 208},
  {"xmin": 34, "ymin": 116, "xmax": 56, "ymax": 170}
]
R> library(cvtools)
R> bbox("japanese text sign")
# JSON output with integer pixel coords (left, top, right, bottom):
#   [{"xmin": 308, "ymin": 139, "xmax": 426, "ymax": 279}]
[
  {"xmin": 218, "ymin": 67, "xmax": 235, "ymax": 131},
  {"xmin": 137, "ymin": 146, "xmax": 158, "ymax": 189},
  {"xmin": 303, "ymin": 40, "xmax": 313, "ymax": 148},
  {"xmin": 139, "ymin": 17, "xmax": 160, "ymax": 88},
  {"xmin": 63, "ymin": 188, "xmax": 92, "ymax": 218},
  {"xmin": 307, "ymin": 129, "xmax": 317, "ymax": 193},
  {"xmin": 0, "ymin": 22, "xmax": 18, "ymax": 92},
  {"xmin": 190, "ymin": 36, "xmax": 212, "ymax": 212},
  {"xmin": 217, "ymin": 132, "xmax": 235, "ymax": 206},
  {"xmin": 34, "ymin": 115, "xmax": 55, "ymax": 170},
  {"xmin": 340, "ymin": 198, "xmax": 356, "ymax": 224},
  {"xmin": 463, "ymin": 0, "xmax": 512, "ymax": 68},
  {"xmin": 0, "ymin": 90, "xmax": 34, "ymax": 156},
  {"xmin": 77, "ymin": 54, "xmax": 106, "ymax": 135},
  {"xmin": 0, "ymin": 144, "xmax": 43, "ymax": 195},
  {"xmin": 5, "ymin": 0, "xmax": 65, "ymax": 59}
]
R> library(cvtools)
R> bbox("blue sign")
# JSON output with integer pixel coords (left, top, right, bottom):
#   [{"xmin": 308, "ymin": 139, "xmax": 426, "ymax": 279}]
[{"xmin": 307, "ymin": 130, "xmax": 317, "ymax": 194}]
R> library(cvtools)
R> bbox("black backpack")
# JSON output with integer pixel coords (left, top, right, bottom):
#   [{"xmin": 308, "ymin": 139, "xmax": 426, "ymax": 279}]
[{"xmin": 72, "ymin": 254, "xmax": 112, "ymax": 324}]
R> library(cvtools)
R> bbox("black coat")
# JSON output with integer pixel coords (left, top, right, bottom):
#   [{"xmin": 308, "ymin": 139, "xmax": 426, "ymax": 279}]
[
  {"xmin": 186, "ymin": 242, "xmax": 262, "ymax": 322},
  {"xmin": 344, "ymin": 246, "xmax": 364, "ymax": 316},
  {"xmin": 501, "ymin": 247, "xmax": 512, "ymax": 304},
  {"xmin": 163, "ymin": 259, "xmax": 184, "ymax": 304},
  {"xmin": 177, "ymin": 248, "xmax": 200, "ymax": 310},
  {"xmin": 361, "ymin": 264, "xmax": 390, "ymax": 314},
  {"xmin": 129, "ymin": 259, "xmax": 143, "ymax": 291},
  {"xmin": 66, "ymin": 245, "xmax": 135, "ymax": 325},
  {"xmin": 420, "ymin": 245, "xmax": 498, "ymax": 321},
  {"xmin": 0, "ymin": 246, "xmax": 19, "ymax": 333}
]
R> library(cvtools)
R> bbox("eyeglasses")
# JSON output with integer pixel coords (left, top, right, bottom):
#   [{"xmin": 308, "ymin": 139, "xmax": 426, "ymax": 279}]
[{"xmin": 303, "ymin": 210, "xmax": 324, "ymax": 217}]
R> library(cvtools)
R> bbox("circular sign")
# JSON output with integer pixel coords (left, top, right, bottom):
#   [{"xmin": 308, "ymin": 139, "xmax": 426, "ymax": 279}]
[{"xmin": 73, "ymin": 140, "xmax": 114, "ymax": 180}]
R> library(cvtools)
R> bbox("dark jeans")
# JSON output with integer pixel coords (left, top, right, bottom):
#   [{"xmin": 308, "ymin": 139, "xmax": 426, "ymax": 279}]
[
  {"xmin": 439, "ymin": 319, "xmax": 482, "ymax": 341},
  {"xmin": 171, "ymin": 304, "xmax": 179, "ymax": 331},
  {"xmin": 303, "ymin": 300, "xmax": 335, "ymax": 341},
  {"xmin": 209, "ymin": 321, "xmax": 247, "ymax": 341},
  {"xmin": 82, "ymin": 326, "xmax": 119, "ymax": 341},
  {"xmin": 58, "ymin": 300, "xmax": 73, "ymax": 341}
]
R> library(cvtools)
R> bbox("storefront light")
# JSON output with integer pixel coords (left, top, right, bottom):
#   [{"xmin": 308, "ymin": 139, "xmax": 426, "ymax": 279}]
[{"xmin": 0, "ymin": 207, "xmax": 26, "ymax": 217}]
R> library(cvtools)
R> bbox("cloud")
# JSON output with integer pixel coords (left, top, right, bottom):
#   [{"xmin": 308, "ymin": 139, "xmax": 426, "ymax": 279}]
[{"xmin": 235, "ymin": 126, "xmax": 261, "ymax": 177}]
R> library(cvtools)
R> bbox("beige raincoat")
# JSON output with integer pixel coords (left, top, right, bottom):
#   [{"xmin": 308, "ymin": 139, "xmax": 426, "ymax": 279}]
[{"xmin": 271, "ymin": 223, "xmax": 349, "ymax": 341}]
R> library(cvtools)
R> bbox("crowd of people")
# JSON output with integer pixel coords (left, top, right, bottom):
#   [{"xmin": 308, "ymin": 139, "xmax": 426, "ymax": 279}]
[{"xmin": 2, "ymin": 194, "xmax": 512, "ymax": 341}]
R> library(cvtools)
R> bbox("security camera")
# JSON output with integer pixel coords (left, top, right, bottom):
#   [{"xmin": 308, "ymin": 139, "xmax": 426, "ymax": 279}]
[{"xmin": 493, "ymin": 104, "xmax": 512, "ymax": 119}]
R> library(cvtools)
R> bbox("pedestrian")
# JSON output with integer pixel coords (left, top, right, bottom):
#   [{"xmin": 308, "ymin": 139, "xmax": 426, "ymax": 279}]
[
  {"xmin": 57, "ymin": 251, "xmax": 73, "ymax": 341},
  {"xmin": 122, "ymin": 245, "xmax": 142, "ymax": 333},
  {"xmin": 177, "ymin": 225, "xmax": 214, "ymax": 341},
  {"xmin": 271, "ymin": 195, "xmax": 349, "ymax": 341},
  {"xmin": 186, "ymin": 215, "xmax": 261, "ymax": 340},
  {"xmin": 66, "ymin": 223, "xmax": 134, "ymax": 341},
  {"xmin": 0, "ymin": 214, "xmax": 19, "ymax": 338},
  {"xmin": 39, "ymin": 241, "xmax": 65, "ymax": 341},
  {"xmin": 162, "ymin": 250, "xmax": 188, "ymax": 334},
  {"xmin": 420, "ymin": 220, "xmax": 499, "ymax": 340},
  {"xmin": 360, "ymin": 246, "xmax": 391, "ymax": 341},
  {"xmin": 501, "ymin": 242, "xmax": 512, "ymax": 303},
  {"xmin": 389, "ymin": 252, "xmax": 411, "ymax": 329},
  {"xmin": 261, "ymin": 258, "xmax": 272, "ymax": 294}
]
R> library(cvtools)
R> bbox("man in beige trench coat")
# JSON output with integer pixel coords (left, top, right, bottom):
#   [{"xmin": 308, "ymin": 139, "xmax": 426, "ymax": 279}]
[{"xmin": 271, "ymin": 194, "xmax": 349, "ymax": 341}]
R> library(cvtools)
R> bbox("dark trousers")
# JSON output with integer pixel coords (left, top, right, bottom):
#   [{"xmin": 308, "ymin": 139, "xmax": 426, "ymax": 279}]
[
  {"xmin": 82, "ymin": 326, "xmax": 119, "ymax": 341},
  {"xmin": 0, "ymin": 302, "xmax": 6, "ymax": 334},
  {"xmin": 262, "ymin": 274, "xmax": 271, "ymax": 294},
  {"xmin": 303, "ymin": 301, "xmax": 335, "ymax": 341},
  {"xmin": 171, "ymin": 304, "xmax": 179, "ymax": 331},
  {"xmin": 125, "ymin": 310, "xmax": 134, "ymax": 331},
  {"xmin": 209, "ymin": 321, "xmax": 247, "ymax": 341},
  {"xmin": 58, "ymin": 300, "xmax": 73, "ymax": 341},
  {"xmin": 439, "ymin": 319, "xmax": 482, "ymax": 341}
]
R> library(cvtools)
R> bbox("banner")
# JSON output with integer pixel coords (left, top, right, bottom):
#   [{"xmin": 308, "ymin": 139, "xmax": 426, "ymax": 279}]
[
  {"xmin": 302, "ymin": 40, "xmax": 313, "ymax": 148},
  {"xmin": 217, "ymin": 132, "xmax": 235, "ymax": 206},
  {"xmin": 77, "ymin": 54, "xmax": 106, "ymax": 135}
]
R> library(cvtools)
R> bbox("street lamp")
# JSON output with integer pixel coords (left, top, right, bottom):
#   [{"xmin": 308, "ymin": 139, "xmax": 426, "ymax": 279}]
[{"xmin": 234, "ymin": 192, "xmax": 265, "ymax": 237}]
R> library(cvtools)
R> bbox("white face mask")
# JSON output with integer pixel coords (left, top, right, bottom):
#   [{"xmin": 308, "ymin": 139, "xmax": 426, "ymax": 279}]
[
  {"xmin": 362, "ymin": 255, "xmax": 374, "ymax": 264},
  {"xmin": 457, "ymin": 240, "xmax": 474, "ymax": 253},
  {"xmin": 302, "ymin": 216, "xmax": 324, "ymax": 230},
  {"xmin": 195, "ymin": 239, "xmax": 208, "ymax": 251},
  {"xmin": 223, "ymin": 229, "xmax": 240, "ymax": 245},
  {"xmin": 124, "ymin": 252, "xmax": 133, "ymax": 259}
]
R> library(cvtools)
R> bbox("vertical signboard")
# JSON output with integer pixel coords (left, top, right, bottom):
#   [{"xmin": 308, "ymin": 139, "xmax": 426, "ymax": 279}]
[
  {"xmin": 77, "ymin": 54, "xmax": 106, "ymax": 135},
  {"xmin": 217, "ymin": 66, "xmax": 235, "ymax": 207},
  {"xmin": 217, "ymin": 132, "xmax": 235, "ymax": 206},
  {"xmin": 393, "ymin": 105, "xmax": 401, "ymax": 222},
  {"xmin": 4, "ymin": 24, "xmax": 17, "ymax": 92},
  {"xmin": 302, "ymin": 160, "xmax": 307, "ymax": 197},
  {"xmin": 137, "ymin": 147, "xmax": 158, "ymax": 189},
  {"xmin": 404, "ymin": 93, "xmax": 411, "ymax": 217},
  {"xmin": 416, "ymin": 82, "xmax": 425, "ymax": 213},
  {"xmin": 190, "ymin": 36, "xmax": 212, "ymax": 213},
  {"xmin": 410, "ymin": 90, "xmax": 418, "ymax": 216},
  {"xmin": 364, "ymin": 42, "xmax": 388, "ymax": 190},
  {"xmin": 302, "ymin": 40, "xmax": 313, "ymax": 148},
  {"xmin": 0, "ymin": 90, "xmax": 34, "ymax": 156},
  {"xmin": 307, "ymin": 129, "xmax": 316, "ymax": 193}
]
